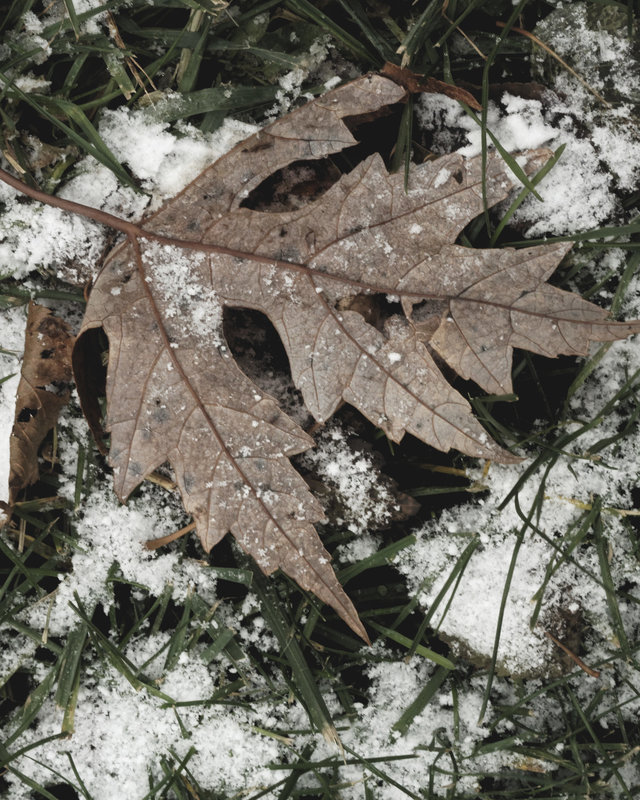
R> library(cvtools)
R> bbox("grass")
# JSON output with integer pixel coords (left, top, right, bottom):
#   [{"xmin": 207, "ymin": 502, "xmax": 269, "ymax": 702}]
[{"xmin": 1, "ymin": 0, "xmax": 640, "ymax": 798}]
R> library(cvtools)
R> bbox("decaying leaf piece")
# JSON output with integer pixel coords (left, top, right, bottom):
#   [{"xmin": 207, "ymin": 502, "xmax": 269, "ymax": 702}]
[
  {"xmin": 9, "ymin": 302, "xmax": 74, "ymax": 504},
  {"xmin": 66, "ymin": 74, "xmax": 640, "ymax": 640}
]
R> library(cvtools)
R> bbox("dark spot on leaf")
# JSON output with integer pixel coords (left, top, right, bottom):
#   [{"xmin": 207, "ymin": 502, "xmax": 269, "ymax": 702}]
[
  {"xmin": 452, "ymin": 170, "xmax": 463, "ymax": 184},
  {"xmin": 242, "ymin": 140, "xmax": 273, "ymax": 153},
  {"xmin": 40, "ymin": 349, "xmax": 53, "ymax": 359},
  {"xmin": 183, "ymin": 473, "xmax": 196, "ymax": 493},
  {"xmin": 121, "ymin": 273, "xmax": 132, "ymax": 284},
  {"xmin": 277, "ymin": 248, "xmax": 300, "ymax": 262},
  {"xmin": 17, "ymin": 407, "xmax": 38, "ymax": 423},
  {"xmin": 201, "ymin": 186, "xmax": 225, "ymax": 201},
  {"xmin": 153, "ymin": 406, "xmax": 170, "ymax": 423}
]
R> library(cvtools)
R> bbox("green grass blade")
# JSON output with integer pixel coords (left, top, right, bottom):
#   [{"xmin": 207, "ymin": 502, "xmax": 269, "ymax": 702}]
[
  {"xmin": 566, "ymin": 686, "xmax": 633, "ymax": 800},
  {"xmin": 392, "ymin": 665, "xmax": 449, "ymax": 736},
  {"xmin": 54, "ymin": 621, "xmax": 88, "ymax": 710},
  {"xmin": 61, "ymin": 0, "xmax": 81, "ymax": 39},
  {"xmin": 396, "ymin": 0, "xmax": 440, "ymax": 67},
  {"xmin": 593, "ymin": 500, "xmax": 632, "ymax": 662},
  {"xmin": 490, "ymin": 143, "xmax": 566, "ymax": 245},
  {"xmin": 4, "ymin": 666, "xmax": 58, "ymax": 748},
  {"xmin": 177, "ymin": 9, "xmax": 212, "ymax": 94},
  {"xmin": 368, "ymin": 621, "xmax": 455, "ymax": 670},
  {"xmin": 334, "ymin": 0, "xmax": 395, "ymax": 61},
  {"xmin": 103, "ymin": 52, "xmax": 136, "ymax": 99},
  {"xmin": 163, "ymin": 591, "xmax": 193, "ymax": 671},
  {"xmin": 0, "ymin": 74, "xmax": 135, "ymax": 187},
  {"xmin": 479, "ymin": 0, "xmax": 532, "ymax": 235},
  {"xmin": 341, "ymin": 744, "xmax": 422, "ymax": 800},
  {"xmin": 477, "ymin": 516, "xmax": 530, "ymax": 724},
  {"xmin": 338, "ymin": 535, "xmax": 416, "ymax": 585},
  {"xmin": 284, "ymin": 0, "xmax": 379, "ymax": 64},
  {"xmin": 144, "ymin": 84, "xmax": 279, "ymax": 123},
  {"xmin": 64, "ymin": 752, "xmax": 94, "ymax": 800},
  {"xmin": 251, "ymin": 569, "xmax": 339, "ymax": 743}
]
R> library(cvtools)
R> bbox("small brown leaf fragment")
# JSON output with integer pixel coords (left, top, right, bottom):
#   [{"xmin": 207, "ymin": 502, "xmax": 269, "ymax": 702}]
[
  {"xmin": 9, "ymin": 302, "xmax": 74, "ymax": 504},
  {"xmin": 543, "ymin": 630, "xmax": 600, "ymax": 679},
  {"xmin": 381, "ymin": 61, "xmax": 482, "ymax": 110}
]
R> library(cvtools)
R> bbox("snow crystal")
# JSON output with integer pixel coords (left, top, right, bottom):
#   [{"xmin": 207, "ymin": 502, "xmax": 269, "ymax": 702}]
[
  {"xmin": 40, "ymin": 0, "xmax": 107, "ymax": 36},
  {"xmin": 21, "ymin": 11, "xmax": 43, "ymax": 35},
  {"xmin": 308, "ymin": 653, "xmax": 544, "ymax": 798},
  {"xmin": 397, "ymin": 527, "xmax": 562, "ymax": 675},
  {"xmin": 0, "ymin": 105, "xmax": 256, "ymax": 284},
  {"xmin": 0, "ymin": 631, "xmax": 35, "ymax": 687},
  {"xmin": 417, "ymin": 7, "xmax": 640, "ymax": 237},
  {"xmin": 433, "ymin": 166, "xmax": 451, "ymax": 188},
  {"xmin": 265, "ymin": 38, "xmax": 335, "ymax": 118},
  {"xmin": 12, "ymin": 423, "xmax": 216, "ymax": 638}
]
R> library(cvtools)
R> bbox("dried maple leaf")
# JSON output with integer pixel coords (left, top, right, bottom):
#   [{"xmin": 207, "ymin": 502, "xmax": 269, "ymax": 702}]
[
  {"xmin": 8, "ymin": 302, "xmax": 74, "ymax": 504},
  {"xmin": 2, "ymin": 74, "xmax": 639, "ymax": 641}
]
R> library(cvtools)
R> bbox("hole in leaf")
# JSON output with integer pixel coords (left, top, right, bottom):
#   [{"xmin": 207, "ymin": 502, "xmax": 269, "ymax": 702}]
[
  {"xmin": 223, "ymin": 308, "xmax": 306, "ymax": 421},
  {"xmin": 240, "ymin": 158, "xmax": 343, "ymax": 212},
  {"xmin": 17, "ymin": 407, "xmax": 38, "ymax": 423},
  {"xmin": 240, "ymin": 103, "xmax": 408, "ymax": 213}
]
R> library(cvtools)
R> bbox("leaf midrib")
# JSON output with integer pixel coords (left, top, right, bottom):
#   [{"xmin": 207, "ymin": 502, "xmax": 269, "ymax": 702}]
[
  {"xmin": 127, "ymin": 235, "xmax": 363, "ymax": 637},
  {"xmin": 0, "ymin": 167, "xmax": 622, "ymax": 328}
]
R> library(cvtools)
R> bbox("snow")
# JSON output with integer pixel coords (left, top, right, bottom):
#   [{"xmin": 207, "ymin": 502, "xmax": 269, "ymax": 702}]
[
  {"xmin": 300, "ymin": 425, "xmax": 397, "ymax": 553},
  {"xmin": 416, "ymin": 88, "xmax": 639, "ymax": 235},
  {"xmin": 0, "ymin": 306, "xmax": 27, "ymax": 505},
  {"xmin": 3, "ymin": 646, "xmax": 284, "ymax": 800},
  {"xmin": 40, "ymin": 0, "xmax": 107, "ymax": 36},
  {"xmin": 0, "ymin": 112, "xmax": 256, "ymax": 283},
  {"xmin": 141, "ymin": 241, "xmax": 223, "ymax": 348},
  {"xmin": 99, "ymin": 109, "xmax": 257, "ymax": 204}
]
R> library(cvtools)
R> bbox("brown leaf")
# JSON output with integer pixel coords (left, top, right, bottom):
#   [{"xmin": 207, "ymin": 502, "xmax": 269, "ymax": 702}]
[
  {"xmin": 11, "ymin": 73, "xmax": 632, "ymax": 642},
  {"xmin": 9, "ymin": 302, "xmax": 74, "ymax": 504}
]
